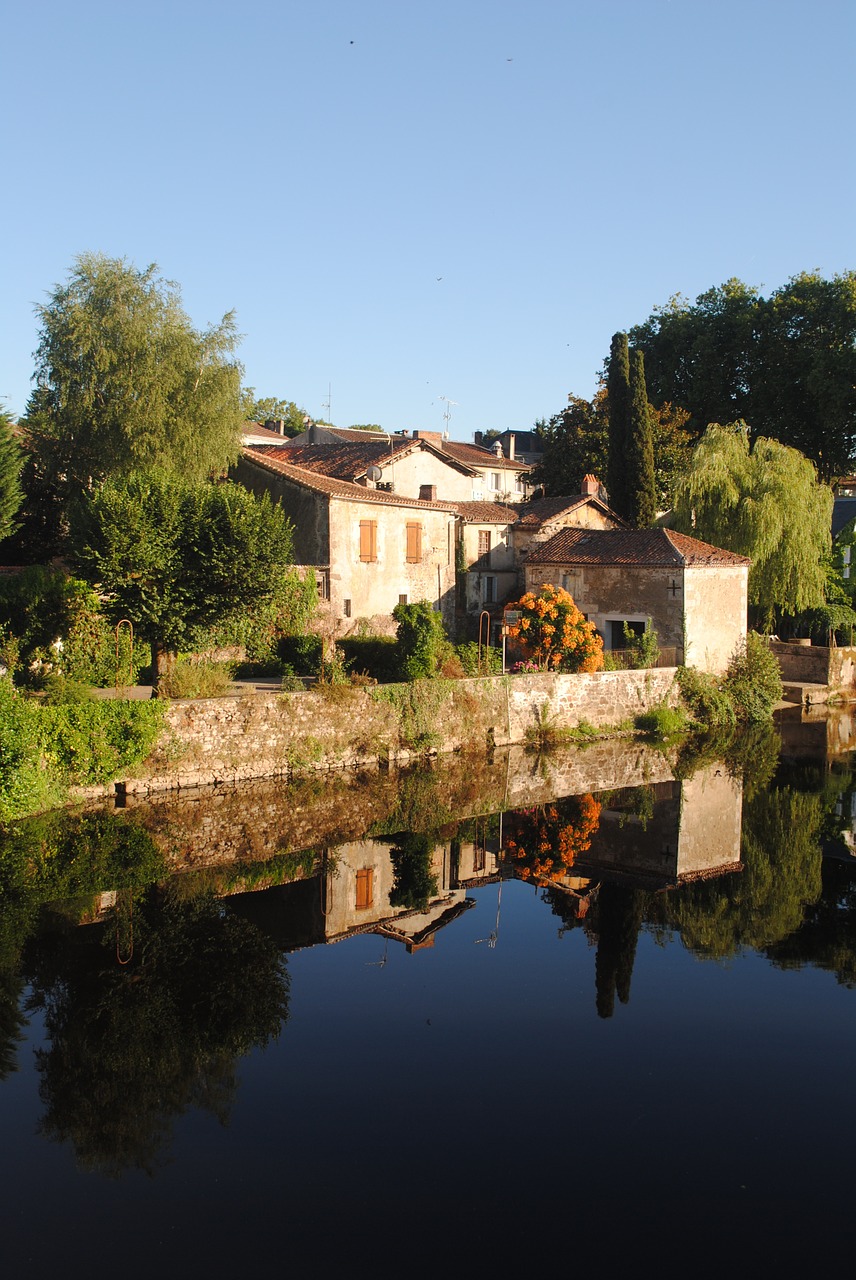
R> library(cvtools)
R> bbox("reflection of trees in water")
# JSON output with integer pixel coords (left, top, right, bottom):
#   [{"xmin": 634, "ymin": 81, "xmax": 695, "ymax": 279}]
[
  {"xmin": 654, "ymin": 786, "xmax": 823, "ymax": 960},
  {"xmin": 0, "ymin": 969, "xmax": 26, "ymax": 1080},
  {"xmin": 766, "ymin": 859, "xmax": 856, "ymax": 987},
  {"xmin": 504, "ymin": 794, "xmax": 601, "ymax": 883},
  {"xmin": 593, "ymin": 885, "xmax": 646, "ymax": 1019},
  {"xmin": 24, "ymin": 889, "xmax": 289, "ymax": 1176},
  {"xmin": 388, "ymin": 834, "xmax": 438, "ymax": 911}
]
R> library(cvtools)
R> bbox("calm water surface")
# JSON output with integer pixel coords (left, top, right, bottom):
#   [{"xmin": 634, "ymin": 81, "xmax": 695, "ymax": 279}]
[{"xmin": 1, "ymin": 719, "xmax": 855, "ymax": 1271}]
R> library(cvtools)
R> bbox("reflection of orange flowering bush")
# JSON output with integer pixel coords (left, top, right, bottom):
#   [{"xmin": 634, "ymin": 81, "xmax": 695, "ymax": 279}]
[
  {"xmin": 503, "ymin": 794, "xmax": 602, "ymax": 883},
  {"xmin": 506, "ymin": 585, "xmax": 603, "ymax": 672}
]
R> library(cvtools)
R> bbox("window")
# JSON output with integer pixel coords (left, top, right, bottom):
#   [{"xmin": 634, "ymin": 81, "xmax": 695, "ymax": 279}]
[
  {"xmin": 610, "ymin": 619, "xmax": 644, "ymax": 649},
  {"xmin": 406, "ymin": 522, "xmax": 422, "ymax": 563},
  {"xmin": 515, "ymin": 475, "xmax": 525, "ymax": 493},
  {"xmin": 483, "ymin": 575, "xmax": 496, "ymax": 604},
  {"xmin": 490, "ymin": 472, "xmax": 501, "ymax": 490},
  {"xmin": 399, "ymin": 593, "xmax": 408, "ymax": 606},
  {"xmin": 359, "ymin": 520, "xmax": 377, "ymax": 562},
  {"xmin": 478, "ymin": 530, "xmax": 492, "ymax": 560},
  {"xmin": 344, "ymin": 598, "xmax": 352, "ymax": 618},
  {"xmin": 356, "ymin": 868, "xmax": 374, "ymax": 910}
]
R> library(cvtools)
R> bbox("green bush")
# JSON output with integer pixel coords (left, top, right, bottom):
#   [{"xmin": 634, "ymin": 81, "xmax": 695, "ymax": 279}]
[
  {"xmin": 622, "ymin": 621, "xmax": 660, "ymax": 669},
  {"xmin": 635, "ymin": 702, "xmax": 690, "ymax": 739},
  {"xmin": 676, "ymin": 666, "xmax": 737, "ymax": 730},
  {"xmin": 338, "ymin": 636, "xmax": 398, "ymax": 682},
  {"xmin": 157, "ymin": 659, "xmax": 234, "ymax": 699},
  {"xmin": 392, "ymin": 601, "xmax": 447, "ymax": 681},
  {"xmin": 277, "ymin": 633, "xmax": 323, "ymax": 674},
  {"xmin": 0, "ymin": 679, "xmax": 165, "ymax": 822},
  {"xmin": 455, "ymin": 641, "xmax": 502, "ymax": 676},
  {"xmin": 723, "ymin": 632, "xmax": 783, "ymax": 722}
]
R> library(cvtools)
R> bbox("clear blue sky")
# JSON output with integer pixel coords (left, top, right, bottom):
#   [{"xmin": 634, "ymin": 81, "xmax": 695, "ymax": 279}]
[{"xmin": 2, "ymin": 0, "xmax": 853, "ymax": 439}]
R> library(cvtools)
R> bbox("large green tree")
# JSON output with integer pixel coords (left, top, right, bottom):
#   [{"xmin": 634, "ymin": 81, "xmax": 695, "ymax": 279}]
[
  {"xmin": 73, "ymin": 473, "xmax": 308, "ymax": 682},
  {"xmin": 672, "ymin": 422, "xmax": 832, "ymax": 627},
  {"xmin": 630, "ymin": 273, "xmax": 856, "ymax": 478},
  {"xmin": 626, "ymin": 349, "xmax": 656, "ymax": 527},
  {"xmin": 0, "ymin": 408, "xmax": 23, "ymax": 546},
  {"xmin": 531, "ymin": 393, "xmax": 608, "ymax": 496},
  {"xmin": 24, "ymin": 254, "xmax": 244, "ymax": 549},
  {"xmin": 606, "ymin": 332, "xmax": 631, "ymax": 517},
  {"xmin": 240, "ymin": 389, "xmax": 307, "ymax": 435}
]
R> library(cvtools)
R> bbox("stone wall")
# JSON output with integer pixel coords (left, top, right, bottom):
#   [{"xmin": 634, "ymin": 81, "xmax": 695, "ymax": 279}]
[
  {"xmin": 770, "ymin": 641, "xmax": 856, "ymax": 694},
  {"xmin": 115, "ymin": 668, "xmax": 679, "ymax": 796}
]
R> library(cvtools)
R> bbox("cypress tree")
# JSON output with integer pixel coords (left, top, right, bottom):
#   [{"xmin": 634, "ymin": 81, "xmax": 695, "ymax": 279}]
[
  {"xmin": 0, "ymin": 408, "xmax": 23, "ymax": 546},
  {"xmin": 606, "ymin": 332, "xmax": 631, "ymax": 518},
  {"xmin": 628, "ymin": 348, "xmax": 657, "ymax": 527}
]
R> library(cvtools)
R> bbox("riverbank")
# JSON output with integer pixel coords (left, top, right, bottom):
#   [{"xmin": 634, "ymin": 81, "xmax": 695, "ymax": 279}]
[{"xmin": 85, "ymin": 667, "xmax": 680, "ymax": 799}]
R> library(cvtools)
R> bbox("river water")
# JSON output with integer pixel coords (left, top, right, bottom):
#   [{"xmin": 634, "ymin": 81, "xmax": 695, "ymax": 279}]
[{"xmin": 1, "ymin": 712, "xmax": 854, "ymax": 1270}]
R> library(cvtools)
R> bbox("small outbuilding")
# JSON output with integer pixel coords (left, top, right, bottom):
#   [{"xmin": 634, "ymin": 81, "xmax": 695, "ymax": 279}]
[{"xmin": 523, "ymin": 527, "xmax": 750, "ymax": 675}]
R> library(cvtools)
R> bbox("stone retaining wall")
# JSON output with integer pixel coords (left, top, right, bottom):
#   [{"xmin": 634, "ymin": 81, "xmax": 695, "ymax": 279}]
[
  {"xmin": 770, "ymin": 641, "xmax": 856, "ymax": 694},
  {"xmin": 110, "ymin": 668, "xmax": 679, "ymax": 796}
]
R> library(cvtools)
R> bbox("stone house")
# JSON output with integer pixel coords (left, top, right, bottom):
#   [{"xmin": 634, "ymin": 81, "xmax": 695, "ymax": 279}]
[
  {"xmin": 266, "ymin": 424, "xmax": 533, "ymax": 503},
  {"xmin": 523, "ymin": 527, "xmax": 750, "ymax": 674},
  {"xmin": 236, "ymin": 448, "xmax": 458, "ymax": 635}
]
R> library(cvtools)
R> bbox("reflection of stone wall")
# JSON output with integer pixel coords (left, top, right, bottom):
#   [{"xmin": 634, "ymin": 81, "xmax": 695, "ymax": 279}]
[
  {"xmin": 676, "ymin": 765, "xmax": 743, "ymax": 879},
  {"xmin": 99, "ymin": 669, "xmax": 679, "ymax": 798},
  {"xmin": 116, "ymin": 743, "xmax": 682, "ymax": 874}
]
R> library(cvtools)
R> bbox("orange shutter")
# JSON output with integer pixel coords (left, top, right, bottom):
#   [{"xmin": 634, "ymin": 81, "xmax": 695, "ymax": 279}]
[
  {"xmin": 356, "ymin": 868, "xmax": 374, "ymax": 910},
  {"xmin": 359, "ymin": 520, "xmax": 377, "ymax": 562},
  {"xmin": 406, "ymin": 522, "xmax": 422, "ymax": 563}
]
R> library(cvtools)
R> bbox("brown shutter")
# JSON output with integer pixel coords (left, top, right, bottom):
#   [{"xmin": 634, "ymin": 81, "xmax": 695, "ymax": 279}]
[
  {"xmin": 359, "ymin": 520, "xmax": 377, "ymax": 562},
  {"xmin": 406, "ymin": 522, "xmax": 422, "ymax": 563}
]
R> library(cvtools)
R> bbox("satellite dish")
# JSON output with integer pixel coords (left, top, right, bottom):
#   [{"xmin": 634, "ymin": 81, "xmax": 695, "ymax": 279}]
[{"xmin": 366, "ymin": 464, "xmax": 383, "ymax": 481}]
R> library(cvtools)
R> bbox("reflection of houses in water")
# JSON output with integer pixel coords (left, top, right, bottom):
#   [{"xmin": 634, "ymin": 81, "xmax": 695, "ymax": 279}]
[{"xmin": 507, "ymin": 763, "xmax": 744, "ymax": 916}]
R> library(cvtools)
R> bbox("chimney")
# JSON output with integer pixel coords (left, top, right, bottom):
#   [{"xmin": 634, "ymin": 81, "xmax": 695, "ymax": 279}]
[
  {"xmin": 419, "ymin": 484, "xmax": 437, "ymax": 501},
  {"xmin": 474, "ymin": 430, "xmax": 484, "ymax": 446},
  {"xmin": 507, "ymin": 433, "xmax": 515, "ymax": 460},
  {"xmin": 413, "ymin": 430, "xmax": 443, "ymax": 444},
  {"xmin": 582, "ymin": 473, "xmax": 599, "ymax": 496}
]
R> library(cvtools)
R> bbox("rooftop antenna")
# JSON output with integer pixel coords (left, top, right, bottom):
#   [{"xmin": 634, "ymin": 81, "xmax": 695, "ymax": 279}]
[
  {"xmin": 439, "ymin": 395, "xmax": 457, "ymax": 440},
  {"xmin": 321, "ymin": 382, "xmax": 332, "ymax": 425}
]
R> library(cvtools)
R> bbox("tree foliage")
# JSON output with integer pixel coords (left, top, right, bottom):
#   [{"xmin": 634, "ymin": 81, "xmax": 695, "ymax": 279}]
[
  {"xmin": 392, "ymin": 600, "xmax": 447, "ymax": 680},
  {"xmin": 627, "ymin": 349, "xmax": 656, "ymax": 527},
  {"xmin": 630, "ymin": 273, "xmax": 856, "ymax": 478},
  {"xmin": 506, "ymin": 584, "xmax": 604, "ymax": 672},
  {"xmin": 0, "ymin": 408, "xmax": 23, "ymax": 546},
  {"xmin": 23, "ymin": 254, "xmax": 244, "ymax": 549},
  {"xmin": 606, "ymin": 332, "xmax": 631, "ymax": 518},
  {"xmin": 531, "ymin": 394, "xmax": 608, "ymax": 496},
  {"xmin": 672, "ymin": 422, "xmax": 832, "ymax": 624},
  {"xmin": 240, "ymin": 389, "xmax": 307, "ymax": 435},
  {"xmin": 72, "ymin": 473, "xmax": 305, "ymax": 677}
]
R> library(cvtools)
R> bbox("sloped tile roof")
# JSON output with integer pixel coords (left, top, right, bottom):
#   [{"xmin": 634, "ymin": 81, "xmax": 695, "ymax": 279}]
[
  {"xmin": 241, "ymin": 448, "xmax": 456, "ymax": 511},
  {"xmin": 525, "ymin": 527, "xmax": 751, "ymax": 567},
  {"xmin": 441, "ymin": 440, "xmax": 531, "ymax": 471},
  {"xmin": 242, "ymin": 422, "xmax": 292, "ymax": 443},
  {"xmin": 512, "ymin": 495, "xmax": 623, "ymax": 528},
  {"xmin": 451, "ymin": 501, "xmax": 519, "ymax": 523}
]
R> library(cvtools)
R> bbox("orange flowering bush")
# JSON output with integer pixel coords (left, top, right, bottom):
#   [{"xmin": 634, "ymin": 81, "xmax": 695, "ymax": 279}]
[
  {"xmin": 503, "ymin": 794, "xmax": 602, "ymax": 883},
  {"xmin": 506, "ymin": 584, "xmax": 603, "ymax": 672}
]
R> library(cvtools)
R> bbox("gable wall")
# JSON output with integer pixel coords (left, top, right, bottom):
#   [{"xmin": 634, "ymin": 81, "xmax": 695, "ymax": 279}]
[
  {"xmin": 682, "ymin": 565, "xmax": 748, "ymax": 674},
  {"xmin": 234, "ymin": 456, "xmax": 329, "ymax": 563},
  {"xmin": 513, "ymin": 505, "xmax": 621, "ymax": 564},
  {"xmin": 373, "ymin": 450, "xmax": 474, "ymax": 502}
]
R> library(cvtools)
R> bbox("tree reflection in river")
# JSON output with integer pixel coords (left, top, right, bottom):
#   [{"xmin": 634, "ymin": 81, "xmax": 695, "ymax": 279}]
[{"xmin": 23, "ymin": 887, "xmax": 289, "ymax": 1176}]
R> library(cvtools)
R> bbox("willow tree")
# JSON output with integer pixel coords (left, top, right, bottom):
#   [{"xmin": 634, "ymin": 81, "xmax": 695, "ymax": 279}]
[
  {"xmin": 673, "ymin": 422, "xmax": 832, "ymax": 628},
  {"xmin": 24, "ymin": 254, "xmax": 243, "ymax": 549}
]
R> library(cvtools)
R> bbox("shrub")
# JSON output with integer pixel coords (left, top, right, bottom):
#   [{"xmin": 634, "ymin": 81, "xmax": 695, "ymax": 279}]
[
  {"xmin": 277, "ymin": 633, "xmax": 323, "ymax": 674},
  {"xmin": 455, "ymin": 641, "xmax": 502, "ymax": 676},
  {"xmin": 505, "ymin": 584, "xmax": 603, "ymax": 672},
  {"xmin": 635, "ymin": 702, "xmax": 690, "ymax": 738},
  {"xmin": 723, "ymin": 631, "xmax": 783, "ymax": 722},
  {"xmin": 158, "ymin": 659, "xmax": 235, "ymax": 699},
  {"xmin": 392, "ymin": 601, "xmax": 447, "ymax": 681},
  {"xmin": 676, "ymin": 666, "xmax": 737, "ymax": 730},
  {"xmin": 338, "ymin": 636, "xmax": 398, "ymax": 682},
  {"xmin": 622, "ymin": 621, "xmax": 660, "ymax": 669}
]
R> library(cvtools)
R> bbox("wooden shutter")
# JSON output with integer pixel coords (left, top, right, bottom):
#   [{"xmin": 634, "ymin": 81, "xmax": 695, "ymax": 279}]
[
  {"xmin": 406, "ymin": 522, "xmax": 422, "ymax": 563},
  {"xmin": 359, "ymin": 520, "xmax": 377, "ymax": 562},
  {"xmin": 356, "ymin": 868, "xmax": 374, "ymax": 910}
]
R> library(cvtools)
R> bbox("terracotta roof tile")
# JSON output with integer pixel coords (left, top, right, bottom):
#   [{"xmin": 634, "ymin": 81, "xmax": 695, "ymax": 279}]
[
  {"xmin": 512, "ymin": 495, "xmax": 623, "ymax": 527},
  {"xmin": 525, "ymin": 527, "xmax": 751, "ymax": 567},
  {"xmin": 441, "ymin": 440, "xmax": 531, "ymax": 471},
  {"xmin": 450, "ymin": 500, "xmax": 519, "ymax": 523},
  {"xmin": 241, "ymin": 448, "xmax": 456, "ymax": 511}
]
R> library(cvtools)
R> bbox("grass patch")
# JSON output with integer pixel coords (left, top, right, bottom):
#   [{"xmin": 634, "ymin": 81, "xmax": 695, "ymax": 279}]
[{"xmin": 635, "ymin": 702, "xmax": 690, "ymax": 739}]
